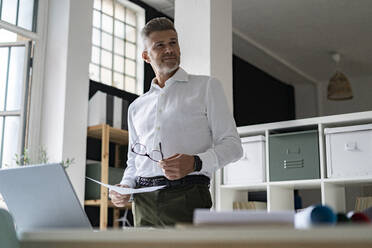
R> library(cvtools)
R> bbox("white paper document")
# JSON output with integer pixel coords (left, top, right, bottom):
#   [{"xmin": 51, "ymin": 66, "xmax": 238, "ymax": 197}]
[
  {"xmin": 193, "ymin": 209, "xmax": 294, "ymax": 226},
  {"xmin": 86, "ymin": 177, "xmax": 165, "ymax": 194}
]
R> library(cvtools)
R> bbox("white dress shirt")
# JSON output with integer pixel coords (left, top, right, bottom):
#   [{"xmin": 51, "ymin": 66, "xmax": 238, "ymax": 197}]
[{"xmin": 120, "ymin": 68, "xmax": 243, "ymax": 188}]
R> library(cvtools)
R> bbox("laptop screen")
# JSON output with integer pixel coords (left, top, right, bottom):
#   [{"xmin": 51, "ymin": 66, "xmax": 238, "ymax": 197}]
[{"xmin": 0, "ymin": 164, "xmax": 92, "ymax": 231}]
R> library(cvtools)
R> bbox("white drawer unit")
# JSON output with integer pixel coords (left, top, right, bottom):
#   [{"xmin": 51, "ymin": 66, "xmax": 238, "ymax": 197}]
[
  {"xmin": 325, "ymin": 123, "xmax": 372, "ymax": 178},
  {"xmin": 224, "ymin": 135, "xmax": 266, "ymax": 185}
]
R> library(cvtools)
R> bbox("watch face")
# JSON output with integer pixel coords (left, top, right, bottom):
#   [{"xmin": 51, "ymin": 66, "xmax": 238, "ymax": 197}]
[{"xmin": 194, "ymin": 155, "xmax": 202, "ymax": 172}]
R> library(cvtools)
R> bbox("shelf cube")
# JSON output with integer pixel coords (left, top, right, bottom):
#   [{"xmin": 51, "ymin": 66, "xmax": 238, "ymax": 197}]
[
  {"xmin": 224, "ymin": 135, "xmax": 266, "ymax": 185},
  {"xmin": 325, "ymin": 123, "xmax": 372, "ymax": 178},
  {"xmin": 269, "ymin": 130, "xmax": 320, "ymax": 181}
]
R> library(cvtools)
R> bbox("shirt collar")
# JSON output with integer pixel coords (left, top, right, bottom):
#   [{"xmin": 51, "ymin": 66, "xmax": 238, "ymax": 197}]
[{"xmin": 150, "ymin": 67, "xmax": 189, "ymax": 91}]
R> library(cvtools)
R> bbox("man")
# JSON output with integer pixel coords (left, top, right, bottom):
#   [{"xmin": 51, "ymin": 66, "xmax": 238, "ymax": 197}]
[{"xmin": 109, "ymin": 17, "xmax": 243, "ymax": 227}]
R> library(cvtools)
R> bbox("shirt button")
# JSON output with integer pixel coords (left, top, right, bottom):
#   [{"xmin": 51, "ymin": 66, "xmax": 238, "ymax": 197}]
[
  {"xmin": 157, "ymin": 127, "xmax": 160, "ymax": 131},
  {"xmin": 159, "ymin": 109, "xmax": 162, "ymax": 113}
]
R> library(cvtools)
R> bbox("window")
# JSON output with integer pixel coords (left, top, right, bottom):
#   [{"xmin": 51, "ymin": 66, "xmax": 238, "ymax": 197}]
[
  {"xmin": 0, "ymin": 33, "xmax": 32, "ymax": 168},
  {"xmin": 89, "ymin": 0, "xmax": 144, "ymax": 95},
  {"xmin": 0, "ymin": 0, "xmax": 38, "ymax": 32},
  {"xmin": 0, "ymin": 0, "xmax": 40, "ymax": 168}
]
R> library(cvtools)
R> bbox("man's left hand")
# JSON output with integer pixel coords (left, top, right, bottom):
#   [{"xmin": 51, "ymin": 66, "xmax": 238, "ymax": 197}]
[{"xmin": 159, "ymin": 154, "xmax": 194, "ymax": 180}]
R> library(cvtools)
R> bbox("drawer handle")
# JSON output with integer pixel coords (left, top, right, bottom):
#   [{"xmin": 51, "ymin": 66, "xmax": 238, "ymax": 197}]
[
  {"xmin": 286, "ymin": 148, "xmax": 301, "ymax": 154},
  {"xmin": 283, "ymin": 159, "xmax": 304, "ymax": 169},
  {"xmin": 345, "ymin": 142, "xmax": 358, "ymax": 151}
]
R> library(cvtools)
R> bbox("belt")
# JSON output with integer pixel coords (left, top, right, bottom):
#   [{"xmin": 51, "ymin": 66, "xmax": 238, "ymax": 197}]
[{"xmin": 136, "ymin": 175, "xmax": 210, "ymax": 188}]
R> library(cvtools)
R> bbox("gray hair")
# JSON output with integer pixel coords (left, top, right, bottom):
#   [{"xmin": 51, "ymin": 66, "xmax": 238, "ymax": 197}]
[{"xmin": 141, "ymin": 17, "xmax": 177, "ymax": 43}]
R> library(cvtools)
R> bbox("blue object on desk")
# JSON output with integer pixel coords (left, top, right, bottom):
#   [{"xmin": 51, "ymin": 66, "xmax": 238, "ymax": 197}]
[
  {"xmin": 295, "ymin": 204, "xmax": 337, "ymax": 228},
  {"xmin": 310, "ymin": 204, "xmax": 337, "ymax": 225}
]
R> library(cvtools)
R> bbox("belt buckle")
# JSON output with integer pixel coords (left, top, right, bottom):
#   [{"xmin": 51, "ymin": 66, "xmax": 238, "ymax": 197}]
[{"xmin": 154, "ymin": 178, "xmax": 162, "ymax": 187}]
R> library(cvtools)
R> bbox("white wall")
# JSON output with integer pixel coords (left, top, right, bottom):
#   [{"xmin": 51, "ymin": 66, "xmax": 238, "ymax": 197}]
[
  {"xmin": 175, "ymin": 0, "xmax": 233, "ymax": 110},
  {"xmin": 175, "ymin": 0, "xmax": 211, "ymax": 76},
  {"xmin": 41, "ymin": 0, "xmax": 92, "ymax": 203},
  {"xmin": 294, "ymin": 83, "xmax": 318, "ymax": 119},
  {"xmin": 293, "ymin": 75, "xmax": 372, "ymax": 119}
]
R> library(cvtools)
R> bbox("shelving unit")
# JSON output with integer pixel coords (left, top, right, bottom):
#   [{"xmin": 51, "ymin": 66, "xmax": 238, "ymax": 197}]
[
  {"xmin": 85, "ymin": 124, "xmax": 131, "ymax": 230},
  {"xmin": 216, "ymin": 111, "xmax": 372, "ymax": 213}
]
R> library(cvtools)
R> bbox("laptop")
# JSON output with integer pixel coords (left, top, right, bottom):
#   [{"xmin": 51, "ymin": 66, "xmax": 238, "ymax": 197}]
[{"xmin": 0, "ymin": 163, "xmax": 92, "ymax": 231}]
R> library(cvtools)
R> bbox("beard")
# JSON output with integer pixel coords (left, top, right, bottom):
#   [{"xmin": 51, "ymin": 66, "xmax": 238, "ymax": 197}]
[{"xmin": 158, "ymin": 57, "xmax": 180, "ymax": 74}]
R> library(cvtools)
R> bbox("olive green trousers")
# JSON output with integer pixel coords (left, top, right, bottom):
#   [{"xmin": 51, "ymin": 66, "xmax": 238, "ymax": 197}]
[{"xmin": 133, "ymin": 184, "xmax": 212, "ymax": 227}]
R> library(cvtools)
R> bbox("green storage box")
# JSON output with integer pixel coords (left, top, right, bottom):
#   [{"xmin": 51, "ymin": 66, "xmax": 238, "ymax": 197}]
[
  {"xmin": 85, "ymin": 163, "xmax": 125, "ymax": 200},
  {"xmin": 269, "ymin": 130, "xmax": 320, "ymax": 181}
]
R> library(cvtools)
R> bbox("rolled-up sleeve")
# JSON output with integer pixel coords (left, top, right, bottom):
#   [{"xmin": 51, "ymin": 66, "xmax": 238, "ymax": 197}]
[{"xmin": 197, "ymin": 78, "xmax": 243, "ymax": 175}]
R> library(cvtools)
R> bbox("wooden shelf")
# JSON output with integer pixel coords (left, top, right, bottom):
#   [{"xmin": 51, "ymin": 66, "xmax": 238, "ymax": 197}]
[
  {"xmin": 85, "ymin": 124, "xmax": 129, "ymax": 229},
  {"xmin": 87, "ymin": 124, "xmax": 128, "ymax": 145}
]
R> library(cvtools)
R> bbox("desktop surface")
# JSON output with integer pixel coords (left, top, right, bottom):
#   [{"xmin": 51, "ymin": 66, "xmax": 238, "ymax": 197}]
[{"xmin": 19, "ymin": 225, "xmax": 372, "ymax": 248}]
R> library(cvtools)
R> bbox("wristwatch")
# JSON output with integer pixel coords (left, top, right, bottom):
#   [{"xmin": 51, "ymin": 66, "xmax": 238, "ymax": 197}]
[{"xmin": 193, "ymin": 155, "xmax": 202, "ymax": 172}]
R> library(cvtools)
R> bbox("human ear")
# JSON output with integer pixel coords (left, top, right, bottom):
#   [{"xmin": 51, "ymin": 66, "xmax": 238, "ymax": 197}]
[{"xmin": 142, "ymin": 50, "xmax": 151, "ymax": 64}]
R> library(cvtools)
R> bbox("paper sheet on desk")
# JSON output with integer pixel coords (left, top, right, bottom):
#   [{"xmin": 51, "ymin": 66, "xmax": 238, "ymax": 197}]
[
  {"xmin": 86, "ymin": 177, "xmax": 165, "ymax": 194},
  {"xmin": 193, "ymin": 209, "xmax": 295, "ymax": 226}
]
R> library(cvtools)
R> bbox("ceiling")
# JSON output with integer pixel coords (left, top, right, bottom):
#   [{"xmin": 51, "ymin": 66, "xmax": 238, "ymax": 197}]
[{"xmin": 140, "ymin": 0, "xmax": 372, "ymax": 86}]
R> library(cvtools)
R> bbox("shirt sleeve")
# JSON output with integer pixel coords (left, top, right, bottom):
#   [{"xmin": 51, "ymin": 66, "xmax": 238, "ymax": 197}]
[
  {"xmin": 197, "ymin": 77, "xmax": 243, "ymax": 175},
  {"xmin": 120, "ymin": 103, "xmax": 137, "ymax": 188}
]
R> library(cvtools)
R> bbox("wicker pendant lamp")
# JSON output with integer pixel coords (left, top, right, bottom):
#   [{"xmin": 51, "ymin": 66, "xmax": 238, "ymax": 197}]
[{"xmin": 327, "ymin": 53, "xmax": 353, "ymax": 100}]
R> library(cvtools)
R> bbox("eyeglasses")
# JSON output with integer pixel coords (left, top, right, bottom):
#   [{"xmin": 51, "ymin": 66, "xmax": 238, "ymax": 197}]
[{"xmin": 131, "ymin": 142, "xmax": 164, "ymax": 162}]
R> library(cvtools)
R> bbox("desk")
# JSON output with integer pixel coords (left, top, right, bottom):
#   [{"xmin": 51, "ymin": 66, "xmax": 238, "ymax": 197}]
[{"xmin": 19, "ymin": 226, "xmax": 372, "ymax": 248}]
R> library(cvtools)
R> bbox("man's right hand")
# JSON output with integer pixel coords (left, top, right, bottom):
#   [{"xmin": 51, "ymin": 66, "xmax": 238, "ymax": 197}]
[{"xmin": 109, "ymin": 184, "xmax": 131, "ymax": 207}]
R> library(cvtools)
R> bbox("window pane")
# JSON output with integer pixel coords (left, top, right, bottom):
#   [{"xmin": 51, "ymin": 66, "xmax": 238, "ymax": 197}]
[
  {"xmin": 125, "ymin": 76, "xmax": 136, "ymax": 93},
  {"xmin": 114, "ymin": 55, "xmax": 123, "ymax": 73},
  {"xmin": 0, "ymin": 29, "xmax": 17, "ymax": 42},
  {"xmin": 1, "ymin": 0, "xmax": 18, "ymax": 25},
  {"xmin": 126, "ymin": 8, "xmax": 136, "ymax": 26},
  {"xmin": 101, "ymin": 50, "xmax": 112, "ymax": 69},
  {"xmin": 102, "ymin": 0, "xmax": 113, "ymax": 16},
  {"xmin": 91, "ymin": 46, "xmax": 100, "ymax": 64},
  {"xmin": 101, "ymin": 67, "xmax": 111, "ymax": 85},
  {"xmin": 115, "ymin": 3, "xmax": 125, "ymax": 21},
  {"xmin": 92, "ymin": 28, "xmax": 101, "ymax": 46},
  {"xmin": 94, "ymin": 0, "xmax": 101, "ymax": 10},
  {"xmin": 102, "ymin": 14, "xmax": 113, "ymax": 33},
  {"xmin": 17, "ymin": 0, "xmax": 35, "ymax": 31},
  {"xmin": 114, "ymin": 20, "xmax": 124, "ymax": 38},
  {"xmin": 2, "ymin": 116, "xmax": 20, "ymax": 168},
  {"xmin": 90, "ymin": 0, "xmax": 139, "ymax": 93},
  {"xmin": 101, "ymin": 32, "xmax": 112, "ymax": 51},
  {"xmin": 0, "ymin": 48, "xmax": 9, "ymax": 111},
  {"xmin": 113, "ymin": 72, "xmax": 124, "ymax": 90},
  {"xmin": 114, "ymin": 38, "xmax": 124, "ymax": 56},
  {"xmin": 93, "ymin": 10, "xmax": 101, "ymax": 28},
  {"xmin": 6, "ymin": 46, "xmax": 25, "ymax": 111},
  {"xmin": 125, "ymin": 59, "xmax": 135, "ymax": 77},
  {"xmin": 125, "ymin": 25, "xmax": 136, "ymax": 43},
  {"xmin": 89, "ymin": 63, "xmax": 100, "ymax": 82},
  {"xmin": 125, "ymin": 42, "xmax": 136, "ymax": 60}
]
